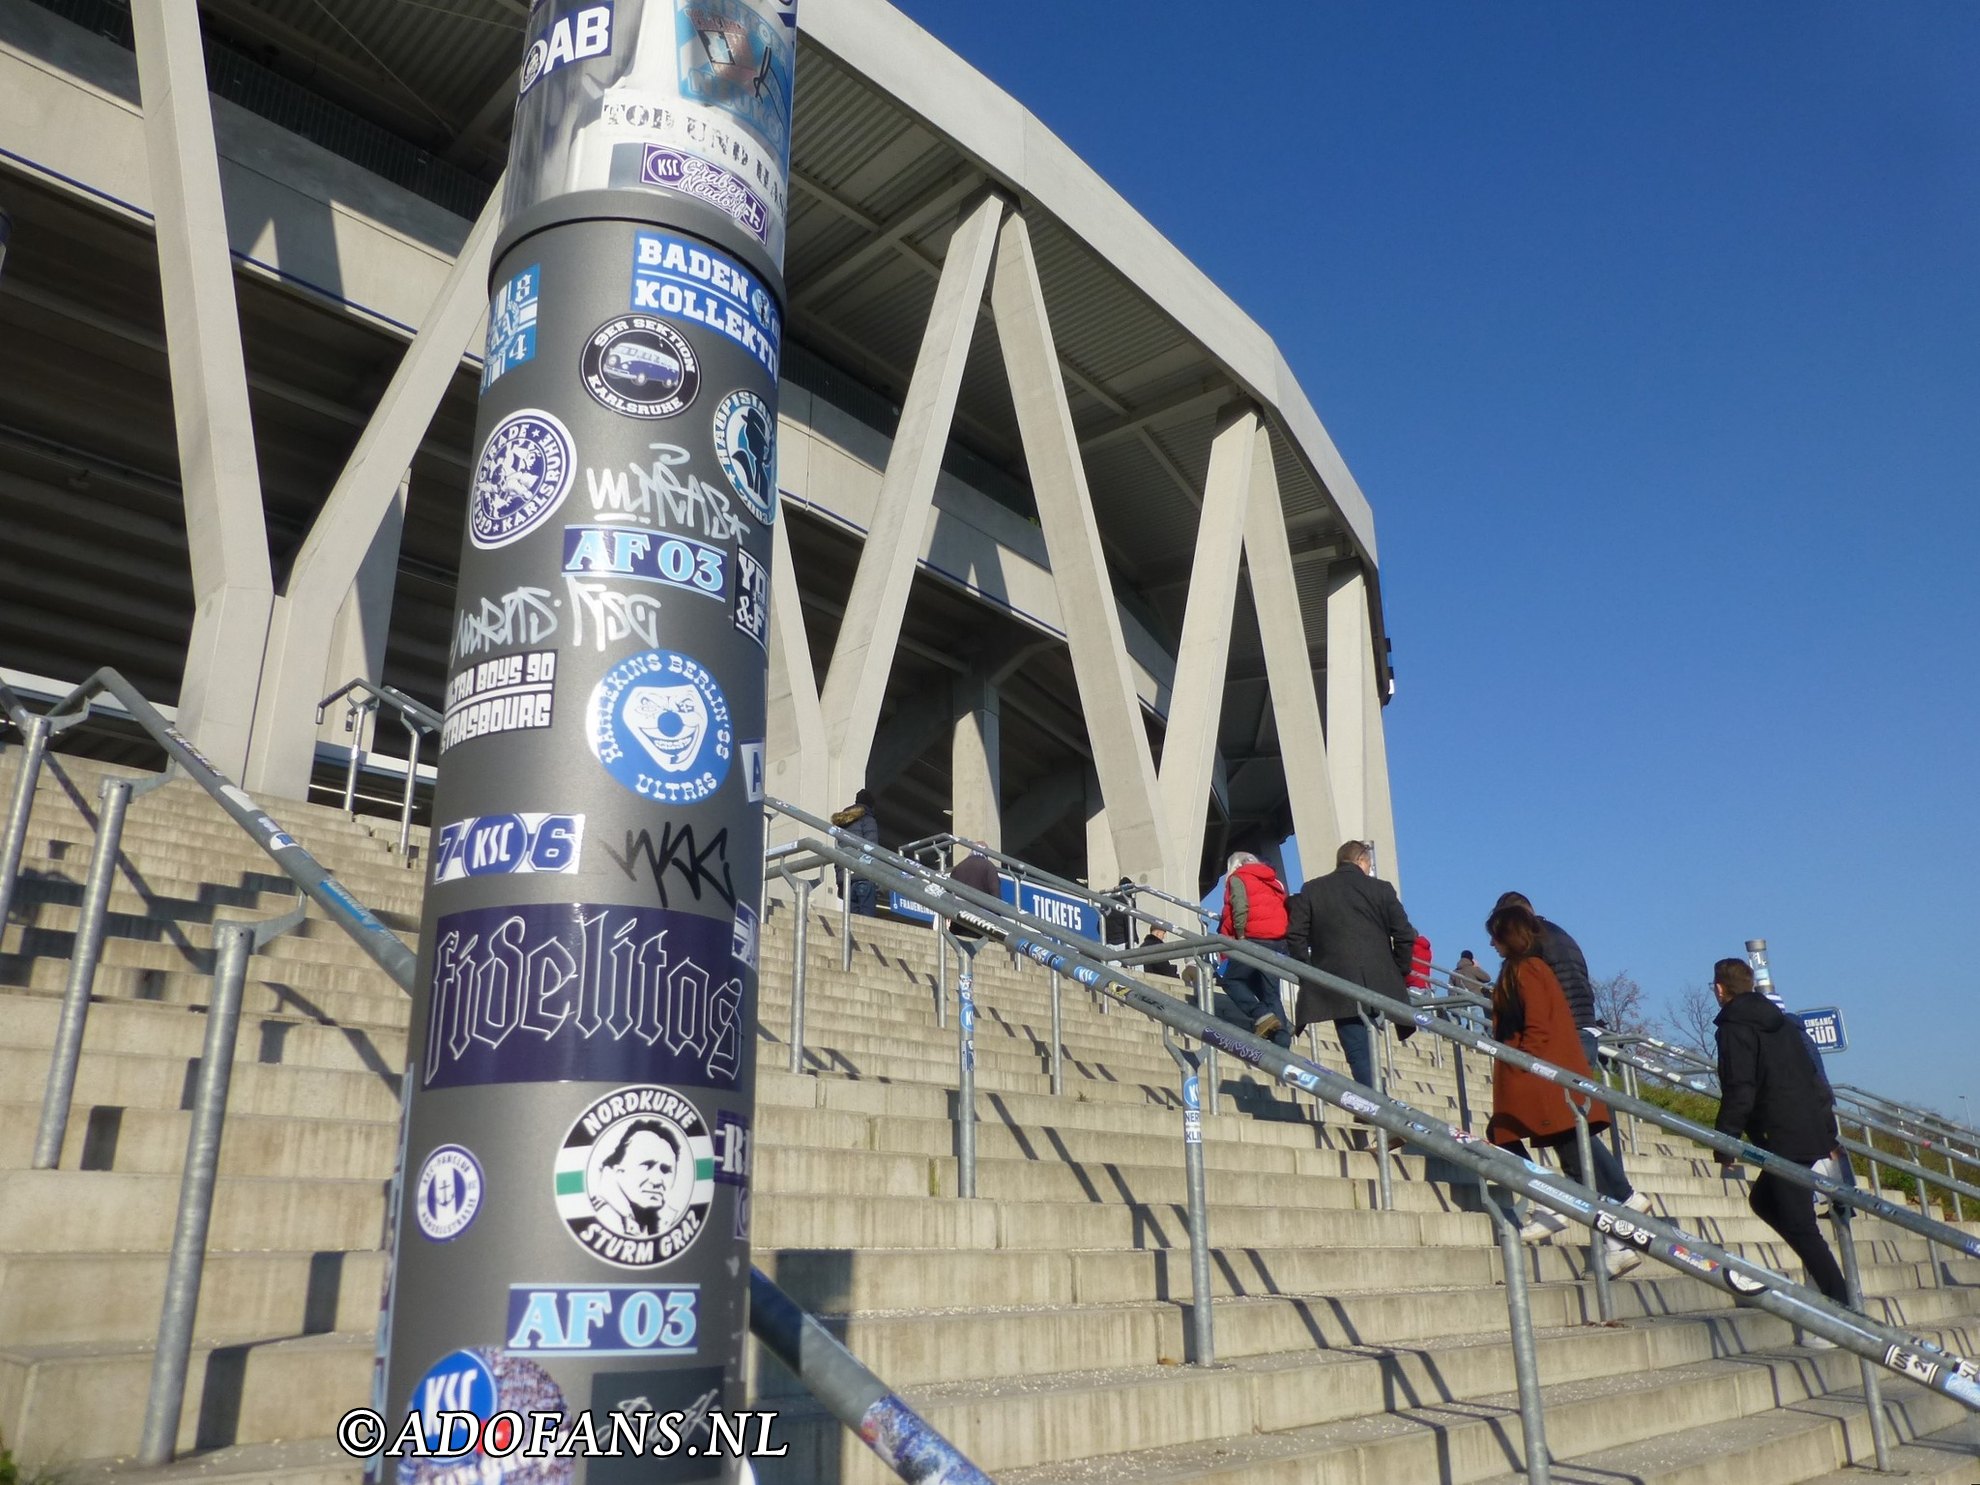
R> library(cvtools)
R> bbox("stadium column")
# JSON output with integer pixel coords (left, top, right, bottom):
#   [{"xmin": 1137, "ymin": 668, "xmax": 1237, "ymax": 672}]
[
  {"xmin": 131, "ymin": 0, "xmax": 273, "ymax": 780},
  {"xmin": 951, "ymin": 671, "xmax": 1003, "ymax": 849},
  {"xmin": 378, "ymin": 2, "xmax": 797, "ymax": 1478},
  {"xmin": 1324, "ymin": 563, "xmax": 1399, "ymax": 885},
  {"xmin": 1157, "ymin": 407, "xmax": 1258, "ymax": 899},
  {"xmin": 765, "ymin": 513, "xmax": 826, "ymax": 847},
  {"xmin": 816, "ymin": 192, "xmax": 1006, "ymax": 808},
  {"xmin": 1242, "ymin": 426, "xmax": 1344, "ymax": 871},
  {"xmin": 244, "ymin": 192, "xmax": 503, "ymax": 800},
  {"xmin": 314, "ymin": 474, "xmax": 408, "ymax": 758},
  {"xmin": 1085, "ymin": 766, "xmax": 1118, "ymax": 891},
  {"xmin": 990, "ymin": 211, "xmax": 1173, "ymax": 889}
]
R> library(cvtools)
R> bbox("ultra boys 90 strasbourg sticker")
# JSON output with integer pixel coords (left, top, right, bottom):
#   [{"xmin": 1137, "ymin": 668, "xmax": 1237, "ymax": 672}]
[
  {"xmin": 712, "ymin": 389, "xmax": 777, "ymax": 525},
  {"xmin": 581, "ymin": 316, "xmax": 700, "ymax": 419},
  {"xmin": 434, "ymin": 813, "xmax": 584, "ymax": 884},
  {"xmin": 555, "ymin": 1085, "xmax": 715, "ymax": 1269},
  {"xmin": 588, "ymin": 649, "xmax": 731, "ymax": 805},
  {"xmin": 440, "ymin": 650, "xmax": 557, "ymax": 755},
  {"xmin": 471, "ymin": 411, "xmax": 575, "ymax": 549},
  {"xmin": 422, "ymin": 902, "xmax": 743, "ymax": 1093},
  {"xmin": 631, "ymin": 230, "xmax": 780, "ymax": 378}
]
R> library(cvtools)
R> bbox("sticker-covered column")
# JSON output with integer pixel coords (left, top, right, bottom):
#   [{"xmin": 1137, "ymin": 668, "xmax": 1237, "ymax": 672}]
[{"xmin": 376, "ymin": 3, "xmax": 796, "ymax": 1480}]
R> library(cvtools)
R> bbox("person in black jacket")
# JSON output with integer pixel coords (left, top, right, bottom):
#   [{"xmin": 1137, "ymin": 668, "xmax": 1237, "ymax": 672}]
[
  {"xmin": 1495, "ymin": 892, "xmax": 1598, "ymax": 1059},
  {"xmin": 1284, "ymin": 840, "xmax": 1416, "ymax": 1087},
  {"xmin": 1712, "ymin": 956, "xmax": 1850, "ymax": 1313},
  {"xmin": 830, "ymin": 789, "xmax": 882, "ymax": 916}
]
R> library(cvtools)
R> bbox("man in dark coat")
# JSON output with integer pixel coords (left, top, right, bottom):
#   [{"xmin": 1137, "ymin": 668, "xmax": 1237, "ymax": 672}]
[
  {"xmin": 1712, "ymin": 957, "xmax": 1850, "ymax": 1317},
  {"xmin": 944, "ymin": 851, "xmax": 1003, "ymax": 940},
  {"xmin": 830, "ymin": 788, "xmax": 882, "ymax": 916},
  {"xmin": 1284, "ymin": 840, "xmax": 1417, "ymax": 1087}
]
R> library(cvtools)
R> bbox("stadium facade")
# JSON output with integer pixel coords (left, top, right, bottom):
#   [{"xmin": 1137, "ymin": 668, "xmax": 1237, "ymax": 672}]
[{"xmin": 0, "ymin": 0, "xmax": 1397, "ymax": 899}]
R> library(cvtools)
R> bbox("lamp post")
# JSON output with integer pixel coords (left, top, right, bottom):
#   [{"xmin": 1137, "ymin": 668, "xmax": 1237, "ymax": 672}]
[{"xmin": 377, "ymin": 4, "xmax": 798, "ymax": 1478}]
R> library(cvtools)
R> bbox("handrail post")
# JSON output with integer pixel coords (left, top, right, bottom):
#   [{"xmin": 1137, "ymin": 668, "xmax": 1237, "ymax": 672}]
[
  {"xmin": 1164, "ymin": 1031, "xmax": 1215, "ymax": 1365},
  {"xmin": 339, "ymin": 699, "xmax": 369, "ymax": 818},
  {"xmin": 1368, "ymin": 1011, "xmax": 1394, "ymax": 1213},
  {"xmin": 1573, "ymin": 1103, "xmax": 1615, "ymax": 1322},
  {"xmin": 935, "ymin": 931, "xmax": 948, "ymax": 1030},
  {"xmin": 1452, "ymin": 1018, "xmax": 1473, "ymax": 1134},
  {"xmin": 1049, "ymin": 968, "xmax": 1064, "ymax": 1096},
  {"xmin": 841, "ymin": 871, "xmax": 854, "ymax": 973},
  {"xmin": 1830, "ymin": 1155, "xmax": 1892, "ymax": 1471},
  {"xmin": 0, "ymin": 712, "xmax": 51, "ymax": 933},
  {"xmin": 950, "ymin": 932, "xmax": 979, "ymax": 1198},
  {"xmin": 33, "ymin": 774, "xmax": 133, "ymax": 1168},
  {"xmin": 1196, "ymin": 957, "xmax": 1219, "ymax": 1115},
  {"xmin": 1914, "ymin": 1140, "xmax": 1943, "ymax": 1285},
  {"xmin": 395, "ymin": 711, "xmax": 421, "ymax": 861},
  {"xmin": 788, "ymin": 876, "xmax": 812, "ymax": 1075},
  {"xmin": 1487, "ymin": 1176, "xmax": 1553, "ymax": 1485},
  {"xmin": 139, "ymin": 911, "xmax": 290, "ymax": 1463}
]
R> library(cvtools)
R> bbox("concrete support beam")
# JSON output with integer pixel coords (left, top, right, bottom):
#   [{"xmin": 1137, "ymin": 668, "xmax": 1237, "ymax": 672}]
[
  {"xmin": 1246, "ymin": 433, "xmax": 1344, "ymax": 880},
  {"xmin": 818, "ymin": 193, "xmax": 1005, "ymax": 807},
  {"xmin": 866, "ymin": 688, "xmax": 953, "ymax": 792},
  {"xmin": 314, "ymin": 474, "xmax": 408, "ymax": 756},
  {"xmin": 245, "ymin": 184, "xmax": 502, "ymax": 798},
  {"xmin": 1325, "ymin": 564, "xmax": 1377, "ymax": 856},
  {"xmin": 1004, "ymin": 766, "xmax": 1083, "ymax": 855},
  {"xmin": 766, "ymin": 514, "xmax": 827, "ymax": 844},
  {"xmin": 1359, "ymin": 631, "xmax": 1400, "ymax": 889},
  {"xmin": 951, "ymin": 672, "xmax": 1002, "ymax": 848},
  {"xmin": 1083, "ymin": 766, "xmax": 1118, "ymax": 892},
  {"xmin": 1157, "ymin": 407, "xmax": 1256, "ymax": 897},
  {"xmin": 132, "ymin": 0, "xmax": 273, "ymax": 778},
  {"xmin": 990, "ymin": 211, "xmax": 1171, "ymax": 888}
]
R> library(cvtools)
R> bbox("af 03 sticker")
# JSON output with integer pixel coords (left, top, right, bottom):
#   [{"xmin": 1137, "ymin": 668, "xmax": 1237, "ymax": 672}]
[
  {"xmin": 587, "ymin": 648, "xmax": 732, "ymax": 804},
  {"xmin": 470, "ymin": 411, "xmax": 575, "ymax": 550},
  {"xmin": 580, "ymin": 316, "xmax": 700, "ymax": 419},
  {"xmin": 712, "ymin": 389, "xmax": 776, "ymax": 525},
  {"xmin": 414, "ymin": 1144, "xmax": 483, "ymax": 1242},
  {"xmin": 554, "ymin": 1085, "xmax": 715, "ymax": 1269}
]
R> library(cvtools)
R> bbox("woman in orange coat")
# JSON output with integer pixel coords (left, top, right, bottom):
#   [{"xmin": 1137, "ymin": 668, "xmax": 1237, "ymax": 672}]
[{"xmin": 1486, "ymin": 903, "xmax": 1650, "ymax": 1276}]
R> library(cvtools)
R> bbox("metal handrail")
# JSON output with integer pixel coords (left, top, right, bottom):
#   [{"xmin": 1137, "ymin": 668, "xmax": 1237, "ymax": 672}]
[
  {"xmin": 316, "ymin": 679, "xmax": 442, "ymax": 860},
  {"xmin": 0, "ymin": 671, "xmax": 988, "ymax": 1483},
  {"xmin": 766, "ymin": 804, "xmax": 1980, "ymax": 1436},
  {"xmin": 895, "ymin": 829, "xmax": 1214, "ymax": 935}
]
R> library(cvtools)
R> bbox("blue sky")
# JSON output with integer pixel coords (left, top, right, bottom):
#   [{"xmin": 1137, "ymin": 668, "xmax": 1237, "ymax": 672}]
[{"xmin": 894, "ymin": 2, "xmax": 1980, "ymax": 1121}]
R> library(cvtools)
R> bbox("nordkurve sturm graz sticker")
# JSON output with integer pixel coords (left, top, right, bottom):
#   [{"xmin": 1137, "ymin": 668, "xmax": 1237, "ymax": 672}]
[
  {"xmin": 554, "ymin": 1085, "xmax": 715, "ymax": 1269},
  {"xmin": 580, "ymin": 315, "xmax": 700, "ymax": 419}
]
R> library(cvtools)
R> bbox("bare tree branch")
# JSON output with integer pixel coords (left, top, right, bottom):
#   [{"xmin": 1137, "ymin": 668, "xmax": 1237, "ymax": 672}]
[
  {"xmin": 1661, "ymin": 983, "xmax": 1719, "ymax": 1056},
  {"xmin": 1592, "ymin": 970, "xmax": 1651, "ymax": 1037}
]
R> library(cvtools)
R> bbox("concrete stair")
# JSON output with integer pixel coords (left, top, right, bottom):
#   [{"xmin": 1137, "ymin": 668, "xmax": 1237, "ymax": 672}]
[{"xmin": 0, "ymin": 744, "xmax": 1975, "ymax": 1481}]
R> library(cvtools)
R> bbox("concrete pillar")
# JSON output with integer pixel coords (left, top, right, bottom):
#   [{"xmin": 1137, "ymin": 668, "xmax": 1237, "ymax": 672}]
[
  {"xmin": 766, "ymin": 513, "xmax": 827, "ymax": 845},
  {"xmin": 1325, "ymin": 564, "xmax": 1374, "ymax": 848},
  {"xmin": 1157, "ymin": 407, "xmax": 1256, "ymax": 898},
  {"xmin": 951, "ymin": 671, "xmax": 1001, "ymax": 848},
  {"xmin": 245, "ymin": 189, "xmax": 502, "ymax": 798},
  {"xmin": 1243, "ymin": 428, "xmax": 1344, "ymax": 874},
  {"xmin": 1360, "ymin": 631, "xmax": 1401, "ymax": 889},
  {"xmin": 1084, "ymin": 765, "xmax": 1118, "ymax": 890},
  {"xmin": 133, "ymin": 0, "xmax": 273, "ymax": 779},
  {"xmin": 314, "ymin": 474, "xmax": 408, "ymax": 759},
  {"xmin": 990, "ymin": 212, "xmax": 1171, "ymax": 887},
  {"xmin": 818, "ymin": 193, "xmax": 1005, "ymax": 805}
]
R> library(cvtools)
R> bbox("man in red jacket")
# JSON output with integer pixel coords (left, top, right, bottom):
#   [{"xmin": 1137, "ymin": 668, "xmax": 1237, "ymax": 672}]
[{"xmin": 1217, "ymin": 852, "xmax": 1293, "ymax": 1048}]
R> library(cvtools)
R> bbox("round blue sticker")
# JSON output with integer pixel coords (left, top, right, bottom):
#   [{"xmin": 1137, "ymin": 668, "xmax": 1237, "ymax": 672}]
[
  {"xmin": 402, "ymin": 1347, "xmax": 572, "ymax": 1482},
  {"xmin": 587, "ymin": 649, "xmax": 732, "ymax": 804},
  {"xmin": 414, "ymin": 1144, "xmax": 483, "ymax": 1242},
  {"xmin": 470, "ymin": 410, "xmax": 575, "ymax": 550},
  {"xmin": 712, "ymin": 388, "xmax": 777, "ymax": 525}
]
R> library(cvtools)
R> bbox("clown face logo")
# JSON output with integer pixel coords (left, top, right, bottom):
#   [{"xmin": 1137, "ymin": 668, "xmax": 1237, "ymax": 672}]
[
  {"xmin": 623, "ymin": 684, "xmax": 708, "ymax": 773},
  {"xmin": 587, "ymin": 649, "xmax": 731, "ymax": 804}
]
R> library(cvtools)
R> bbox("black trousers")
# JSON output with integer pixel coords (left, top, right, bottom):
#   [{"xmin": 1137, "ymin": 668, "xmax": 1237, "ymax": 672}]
[{"xmin": 1748, "ymin": 1162, "xmax": 1850, "ymax": 1305}]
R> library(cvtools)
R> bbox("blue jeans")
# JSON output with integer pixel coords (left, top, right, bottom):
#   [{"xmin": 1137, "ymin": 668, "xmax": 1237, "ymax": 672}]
[
  {"xmin": 1335, "ymin": 1017, "xmax": 1376, "ymax": 1088},
  {"xmin": 1219, "ymin": 941, "xmax": 1291, "ymax": 1048}
]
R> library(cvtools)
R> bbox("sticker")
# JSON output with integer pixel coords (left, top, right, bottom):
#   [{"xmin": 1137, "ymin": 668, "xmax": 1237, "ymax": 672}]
[
  {"xmin": 414, "ymin": 1145, "xmax": 484, "ymax": 1243},
  {"xmin": 1724, "ymin": 1267, "xmax": 1767, "ymax": 1296},
  {"xmin": 441, "ymin": 650, "xmax": 557, "ymax": 755},
  {"xmin": 555, "ymin": 1085, "xmax": 715, "ymax": 1268},
  {"xmin": 1183, "ymin": 1109, "xmax": 1202, "ymax": 1145},
  {"xmin": 587, "ymin": 649, "xmax": 732, "ymax": 804},
  {"xmin": 452, "ymin": 585, "xmax": 560, "ymax": 662},
  {"xmin": 738, "ymin": 741, "xmax": 764, "ymax": 802},
  {"xmin": 1594, "ymin": 1209, "xmax": 1650, "ymax": 1245},
  {"xmin": 581, "ymin": 316, "xmax": 700, "ymax": 419},
  {"xmin": 471, "ymin": 411, "xmax": 575, "ymax": 550},
  {"xmin": 519, "ymin": 4, "xmax": 613, "ymax": 97},
  {"xmin": 1182, "ymin": 1075, "xmax": 1201, "ymax": 1111},
  {"xmin": 433, "ymin": 813, "xmax": 584, "ymax": 884},
  {"xmin": 583, "ymin": 444, "xmax": 750, "ymax": 542},
  {"xmin": 730, "ymin": 900, "xmax": 758, "ymax": 970},
  {"xmin": 732, "ymin": 545, "xmax": 768, "ymax": 649},
  {"xmin": 1667, "ymin": 1244, "xmax": 1720, "ymax": 1276},
  {"xmin": 316, "ymin": 877, "xmax": 387, "ymax": 936},
  {"xmin": 506, "ymin": 1283, "xmax": 698, "ymax": 1357},
  {"xmin": 638, "ymin": 148, "xmax": 769, "ymax": 244},
  {"xmin": 712, "ymin": 389, "xmax": 777, "ymax": 524},
  {"xmin": 482, "ymin": 264, "xmax": 541, "ymax": 392},
  {"xmin": 713, "ymin": 1110, "xmax": 750, "ymax": 1242},
  {"xmin": 564, "ymin": 526, "xmax": 726, "ymax": 599},
  {"xmin": 1531, "ymin": 1182, "xmax": 1593, "ymax": 1216},
  {"xmin": 1339, "ymin": 1091, "xmax": 1380, "ymax": 1118},
  {"xmin": 586, "ymin": 1366, "xmax": 726, "ymax": 1484},
  {"xmin": 423, "ymin": 902, "xmax": 742, "ymax": 1092},
  {"xmin": 401, "ymin": 1347, "xmax": 573, "ymax": 1483},
  {"xmin": 266, "ymin": 829, "xmax": 298, "ymax": 853},
  {"xmin": 1884, "ymin": 1345, "xmax": 1940, "ymax": 1385},
  {"xmin": 631, "ymin": 230, "xmax": 780, "ymax": 377},
  {"xmin": 677, "ymin": 0, "xmax": 794, "ymax": 159}
]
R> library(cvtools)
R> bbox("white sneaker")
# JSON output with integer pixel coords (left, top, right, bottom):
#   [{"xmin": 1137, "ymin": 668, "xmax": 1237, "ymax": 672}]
[
  {"xmin": 1624, "ymin": 1191, "xmax": 1654, "ymax": 1216},
  {"xmin": 1603, "ymin": 1240, "xmax": 1645, "ymax": 1278},
  {"xmin": 1520, "ymin": 1208, "xmax": 1571, "ymax": 1243},
  {"xmin": 1796, "ymin": 1329, "xmax": 1838, "ymax": 1350},
  {"xmin": 1810, "ymin": 1156, "xmax": 1840, "ymax": 1217}
]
